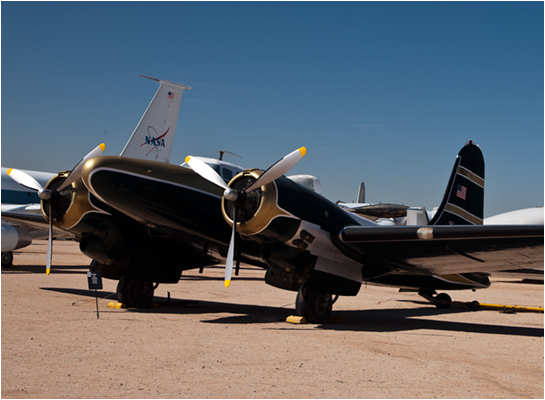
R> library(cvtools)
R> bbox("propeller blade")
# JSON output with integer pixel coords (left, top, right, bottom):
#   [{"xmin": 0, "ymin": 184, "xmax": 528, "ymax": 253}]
[
  {"xmin": 185, "ymin": 156, "xmax": 229, "ymax": 190},
  {"xmin": 46, "ymin": 203, "xmax": 53, "ymax": 275},
  {"xmin": 57, "ymin": 143, "xmax": 106, "ymax": 191},
  {"xmin": 186, "ymin": 156, "xmax": 238, "ymax": 201},
  {"xmin": 7, "ymin": 168, "xmax": 44, "ymax": 192},
  {"xmin": 224, "ymin": 206, "xmax": 237, "ymax": 287},
  {"xmin": 245, "ymin": 147, "xmax": 306, "ymax": 193}
]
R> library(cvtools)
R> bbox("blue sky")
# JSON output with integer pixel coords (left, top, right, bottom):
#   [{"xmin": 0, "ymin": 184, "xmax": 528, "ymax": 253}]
[{"xmin": 2, "ymin": 1, "xmax": 543, "ymax": 217}]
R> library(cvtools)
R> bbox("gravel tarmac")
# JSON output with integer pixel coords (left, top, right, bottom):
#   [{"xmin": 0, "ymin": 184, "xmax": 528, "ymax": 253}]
[{"xmin": 2, "ymin": 240, "xmax": 543, "ymax": 398}]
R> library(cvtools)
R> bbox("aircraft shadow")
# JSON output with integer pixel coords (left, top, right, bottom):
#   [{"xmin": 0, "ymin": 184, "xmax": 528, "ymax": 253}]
[
  {"xmin": 2, "ymin": 265, "xmax": 89, "ymax": 274},
  {"xmin": 180, "ymin": 275, "xmax": 264, "ymax": 282},
  {"xmin": 3, "ymin": 265, "xmax": 264, "ymax": 281},
  {"xmin": 42, "ymin": 287, "xmax": 119, "ymax": 300},
  {"xmin": 41, "ymin": 287, "xmax": 543, "ymax": 337}
]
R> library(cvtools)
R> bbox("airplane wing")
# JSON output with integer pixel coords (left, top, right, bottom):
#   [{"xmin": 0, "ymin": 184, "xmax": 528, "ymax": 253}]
[
  {"xmin": 336, "ymin": 224, "xmax": 543, "ymax": 276},
  {"xmin": 2, "ymin": 204, "xmax": 70, "ymax": 238}
]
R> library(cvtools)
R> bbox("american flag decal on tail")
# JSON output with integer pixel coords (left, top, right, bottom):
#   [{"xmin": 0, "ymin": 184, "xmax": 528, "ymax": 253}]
[{"xmin": 456, "ymin": 184, "xmax": 467, "ymax": 200}]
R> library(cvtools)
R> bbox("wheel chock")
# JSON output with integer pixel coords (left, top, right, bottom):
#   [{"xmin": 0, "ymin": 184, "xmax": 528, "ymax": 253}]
[
  {"xmin": 286, "ymin": 315, "xmax": 307, "ymax": 324},
  {"xmin": 285, "ymin": 315, "xmax": 347, "ymax": 324},
  {"xmin": 107, "ymin": 302, "xmax": 127, "ymax": 309}
]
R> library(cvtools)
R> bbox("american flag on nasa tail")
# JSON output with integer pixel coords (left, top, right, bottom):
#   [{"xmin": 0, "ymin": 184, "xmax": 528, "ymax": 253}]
[
  {"xmin": 167, "ymin": 92, "xmax": 174, "ymax": 99},
  {"xmin": 456, "ymin": 184, "xmax": 467, "ymax": 200}
]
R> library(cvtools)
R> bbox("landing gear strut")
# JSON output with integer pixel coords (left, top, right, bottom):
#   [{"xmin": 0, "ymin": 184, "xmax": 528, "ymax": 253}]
[
  {"xmin": 418, "ymin": 289, "xmax": 452, "ymax": 309},
  {"xmin": 295, "ymin": 282, "xmax": 334, "ymax": 324},
  {"xmin": 117, "ymin": 277, "xmax": 155, "ymax": 308}
]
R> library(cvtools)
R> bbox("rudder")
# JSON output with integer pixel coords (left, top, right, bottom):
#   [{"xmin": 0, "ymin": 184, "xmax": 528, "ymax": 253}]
[{"xmin": 429, "ymin": 141, "xmax": 485, "ymax": 226}]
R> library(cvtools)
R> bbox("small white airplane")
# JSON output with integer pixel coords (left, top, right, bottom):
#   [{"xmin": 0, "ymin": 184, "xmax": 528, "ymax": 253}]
[
  {"xmin": 484, "ymin": 207, "xmax": 544, "ymax": 225},
  {"xmin": 1, "ymin": 75, "xmax": 191, "ymax": 267}
]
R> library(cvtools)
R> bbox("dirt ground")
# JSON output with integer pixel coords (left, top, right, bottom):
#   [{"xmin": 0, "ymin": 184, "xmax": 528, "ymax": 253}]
[{"xmin": 2, "ymin": 240, "xmax": 543, "ymax": 399}]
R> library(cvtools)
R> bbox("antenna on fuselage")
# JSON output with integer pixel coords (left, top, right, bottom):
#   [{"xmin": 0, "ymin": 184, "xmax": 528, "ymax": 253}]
[{"xmin": 217, "ymin": 151, "xmax": 243, "ymax": 161}]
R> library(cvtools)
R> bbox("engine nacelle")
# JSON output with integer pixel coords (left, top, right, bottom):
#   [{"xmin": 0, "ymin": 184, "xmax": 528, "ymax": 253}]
[
  {"xmin": 40, "ymin": 170, "xmax": 109, "ymax": 236},
  {"xmin": 286, "ymin": 174, "xmax": 322, "ymax": 194},
  {"xmin": 265, "ymin": 267, "xmax": 305, "ymax": 292},
  {"xmin": 1, "ymin": 224, "xmax": 32, "ymax": 252}
]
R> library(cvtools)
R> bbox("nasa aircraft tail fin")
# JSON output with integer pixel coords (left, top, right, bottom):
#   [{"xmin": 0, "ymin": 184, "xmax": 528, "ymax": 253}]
[
  {"xmin": 120, "ymin": 75, "xmax": 191, "ymax": 163},
  {"xmin": 429, "ymin": 141, "xmax": 485, "ymax": 226}
]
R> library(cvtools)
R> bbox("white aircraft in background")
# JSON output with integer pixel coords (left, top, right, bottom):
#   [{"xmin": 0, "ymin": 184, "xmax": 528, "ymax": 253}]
[
  {"xmin": 484, "ymin": 207, "xmax": 544, "ymax": 225},
  {"xmin": 1, "ymin": 75, "xmax": 191, "ymax": 267}
]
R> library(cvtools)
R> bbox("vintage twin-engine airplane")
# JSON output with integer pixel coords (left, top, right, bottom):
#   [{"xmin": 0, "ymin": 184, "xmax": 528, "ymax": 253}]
[{"xmin": 6, "ymin": 140, "xmax": 543, "ymax": 323}]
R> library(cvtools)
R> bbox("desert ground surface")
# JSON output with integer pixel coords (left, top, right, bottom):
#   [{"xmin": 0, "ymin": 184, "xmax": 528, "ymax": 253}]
[{"xmin": 2, "ymin": 240, "xmax": 543, "ymax": 399}]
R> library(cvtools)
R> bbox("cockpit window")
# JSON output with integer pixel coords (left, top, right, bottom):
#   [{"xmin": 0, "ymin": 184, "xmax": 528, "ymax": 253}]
[{"xmin": 221, "ymin": 167, "xmax": 233, "ymax": 182}]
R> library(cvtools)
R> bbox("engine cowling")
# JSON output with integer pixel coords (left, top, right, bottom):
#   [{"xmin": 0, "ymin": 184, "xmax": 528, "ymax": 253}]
[
  {"xmin": 221, "ymin": 169, "xmax": 302, "ymax": 243},
  {"xmin": 40, "ymin": 170, "xmax": 109, "ymax": 236}
]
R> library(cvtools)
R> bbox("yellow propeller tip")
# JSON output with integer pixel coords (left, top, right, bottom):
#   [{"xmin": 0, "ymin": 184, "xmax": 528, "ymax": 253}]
[
  {"xmin": 99, "ymin": 143, "xmax": 106, "ymax": 152},
  {"xmin": 224, "ymin": 280, "xmax": 231, "ymax": 288},
  {"xmin": 6, "ymin": 168, "xmax": 12, "ymax": 175},
  {"xmin": 299, "ymin": 147, "xmax": 307, "ymax": 157},
  {"xmin": 46, "ymin": 269, "xmax": 50, "ymax": 275},
  {"xmin": 185, "ymin": 156, "xmax": 192, "ymax": 164}
]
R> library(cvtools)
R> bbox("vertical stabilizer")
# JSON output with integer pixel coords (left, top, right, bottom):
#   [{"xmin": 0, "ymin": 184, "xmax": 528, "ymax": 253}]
[
  {"xmin": 429, "ymin": 141, "xmax": 485, "ymax": 226},
  {"xmin": 120, "ymin": 75, "xmax": 191, "ymax": 163},
  {"xmin": 357, "ymin": 182, "xmax": 366, "ymax": 203}
]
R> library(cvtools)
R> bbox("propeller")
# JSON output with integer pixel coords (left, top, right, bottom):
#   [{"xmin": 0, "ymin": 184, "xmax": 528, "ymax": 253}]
[
  {"xmin": 186, "ymin": 147, "xmax": 307, "ymax": 287},
  {"xmin": 56, "ymin": 143, "xmax": 106, "ymax": 191},
  {"xmin": 6, "ymin": 143, "xmax": 106, "ymax": 274}
]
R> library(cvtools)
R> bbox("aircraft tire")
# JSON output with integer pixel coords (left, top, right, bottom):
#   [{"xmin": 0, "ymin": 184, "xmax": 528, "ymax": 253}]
[
  {"xmin": 295, "ymin": 282, "xmax": 333, "ymax": 324},
  {"xmin": 468, "ymin": 301, "xmax": 480, "ymax": 311},
  {"xmin": 117, "ymin": 277, "xmax": 154, "ymax": 308},
  {"xmin": 1, "ymin": 252, "xmax": 14, "ymax": 268},
  {"xmin": 434, "ymin": 293, "xmax": 452, "ymax": 309}
]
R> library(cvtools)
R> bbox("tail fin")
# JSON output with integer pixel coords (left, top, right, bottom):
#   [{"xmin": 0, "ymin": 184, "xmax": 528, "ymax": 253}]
[
  {"xmin": 357, "ymin": 182, "xmax": 366, "ymax": 203},
  {"xmin": 120, "ymin": 75, "xmax": 191, "ymax": 163},
  {"xmin": 429, "ymin": 141, "xmax": 485, "ymax": 226}
]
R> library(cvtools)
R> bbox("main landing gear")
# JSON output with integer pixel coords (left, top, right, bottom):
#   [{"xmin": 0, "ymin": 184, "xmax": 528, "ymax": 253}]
[
  {"xmin": 1, "ymin": 252, "xmax": 14, "ymax": 268},
  {"xmin": 418, "ymin": 289, "xmax": 452, "ymax": 309},
  {"xmin": 116, "ymin": 277, "xmax": 156, "ymax": 308},
  {"xmin": 295, "ymin": 282, "xmax": 337, "ymax": 324}
]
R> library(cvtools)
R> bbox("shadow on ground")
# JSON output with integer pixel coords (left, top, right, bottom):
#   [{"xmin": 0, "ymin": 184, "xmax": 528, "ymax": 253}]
[{"xmin": 41, "ymin": 287, "xmax": 544, "ymax": 337}]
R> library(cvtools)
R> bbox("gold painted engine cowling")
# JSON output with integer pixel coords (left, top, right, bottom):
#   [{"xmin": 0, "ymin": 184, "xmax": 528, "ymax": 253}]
[
  {"xmin": 221, "ymin": 169, "xmax": 301, "ymax": 243},
  {"xmin": 40, "ymin": 170, "xmax": 107, "ymax": 235}
]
